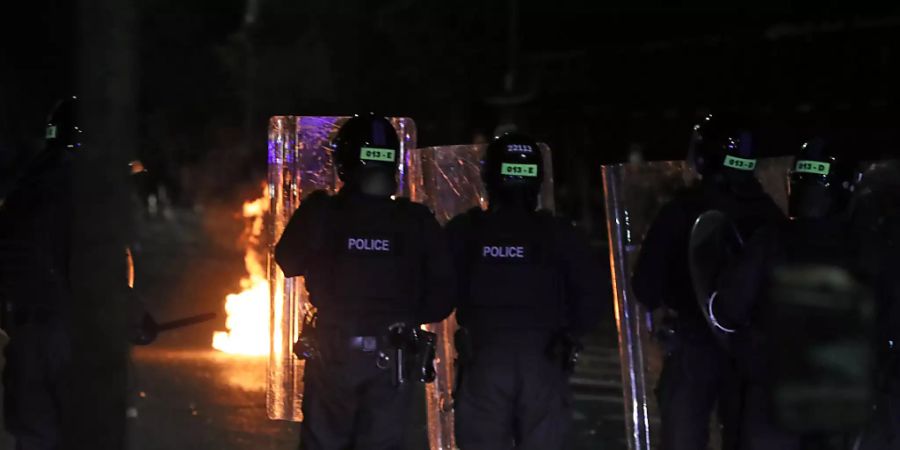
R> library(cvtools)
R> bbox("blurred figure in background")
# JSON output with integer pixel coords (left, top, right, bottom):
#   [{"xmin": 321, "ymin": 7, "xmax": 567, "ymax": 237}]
[
  {"xmin": 714, "ymin": 139, "xmax": 878, "ymax": 449},
  {"xmin": 852, "ymin": 159, "xmax": 900, "ymax": 450}
]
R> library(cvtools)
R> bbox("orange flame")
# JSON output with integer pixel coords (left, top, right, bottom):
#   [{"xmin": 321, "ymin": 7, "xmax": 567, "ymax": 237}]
[{"xmin": 212, "ymin": 184, "xmax": 270, "ymax": 356}]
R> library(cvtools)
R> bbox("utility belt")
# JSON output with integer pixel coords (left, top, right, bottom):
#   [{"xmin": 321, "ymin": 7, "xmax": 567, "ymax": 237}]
[
  {"xmin": 656, "ymin": 310, "xmax": 716, "ymax": 351},
  {"xmin": 293, "ymin": 312, "xmax": 437, "ymax": 387},
  {"xmin": 454, "ymin": 327, "xmax": 583, "ymax": 374}
]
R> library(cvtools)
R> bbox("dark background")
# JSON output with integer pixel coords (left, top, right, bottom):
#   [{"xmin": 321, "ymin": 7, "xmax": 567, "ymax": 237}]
[
  {"xmin": 3, "ymin": 2, "xmax": 900, "ymax": 228},
  {"xmin": 1, "ymin": 2, "xmax": 900, "ymax": 449}
]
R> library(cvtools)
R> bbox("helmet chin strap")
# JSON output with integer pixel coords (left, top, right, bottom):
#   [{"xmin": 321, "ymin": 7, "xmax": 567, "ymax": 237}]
[
  {"xmin": 789, "ymin": 186, "xmax": 843, "ymax": 220},
  {"xmin": 704, "ymin": 169, "xmax": 757, "ymax": 195},
  {"xmin": 340, "ymin": 166, "xmax": 397, "ymax": 198},
  {"xmin": 359, "ymin": 171, "xmax": 397, "ymax": 198},
  {"xmin": 487, "ymin": 186, "xmax": 539, "ymax": 212}
]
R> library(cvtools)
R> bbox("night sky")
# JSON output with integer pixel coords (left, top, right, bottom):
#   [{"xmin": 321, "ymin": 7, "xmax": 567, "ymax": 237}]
[{"xmin": 3, "ymin": 1, "xmax": 899, "ymax": 215}]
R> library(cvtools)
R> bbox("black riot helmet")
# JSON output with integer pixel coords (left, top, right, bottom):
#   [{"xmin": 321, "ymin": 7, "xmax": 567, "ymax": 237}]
[
  {"xmin": 332, "ymin": 114, "xmax": 400, "ymax": 197},
  {"xmin": 45, "ymin": 96, "xmax": 81, "ymax": 152},
  {"xmin": 688, "ymin": 112, "xmax": 758, "ymax": 178},
  {"xmin": 481, "ymin": 132, "xmax": 543, "ymax": 211},
  {"xmin": 0, "ymin": 96, "xmax": 80, "ymax": 204},
  {"xmin": 789, "ymin": 138, "xmax": 861, "ymax": 220}
]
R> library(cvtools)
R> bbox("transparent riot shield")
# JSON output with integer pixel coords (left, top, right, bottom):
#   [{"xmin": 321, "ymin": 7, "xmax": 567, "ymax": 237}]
[
  {"xmin": 266, "ymin": 116, "xmax": 417, "ymax": 421},
  {"xmin": 601, "ymin": 157, "xmax": 790, "ymax": 450},
  {"xmin": 408, "ymin": 144, "xmax": 554, "ymax": 450}
]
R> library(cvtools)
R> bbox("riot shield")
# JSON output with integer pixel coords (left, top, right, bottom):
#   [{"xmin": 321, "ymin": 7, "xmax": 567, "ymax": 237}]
[
  {"xmin": 408, "ymin": 143, "xmax": 554, "ymax": 450},
  {"xmin": 266, "ymin": 116, "xmax": 417, "ymax": 421},
  {"xmin": 601, "ymin": 157, "xmax": 790, "ymax": 450}
]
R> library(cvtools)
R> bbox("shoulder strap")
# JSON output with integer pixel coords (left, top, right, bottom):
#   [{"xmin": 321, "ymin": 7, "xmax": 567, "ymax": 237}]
[
  {"xmin": 463, "ymin": 208, "xmax": 485, "ymax": 268},
  {"xmin": 306, "ymin": 191, "xmax": 336, "ymax": 251},
  {"xmin": 395, "ymin": 197, "xmax": 425, "ymax": 241},
  {"xmin": 536, "ymin": 211, "xmax": 570, "ymax": 330},
  {"xmin": 394, "ymin": 197, "xmax": 411, "ymax": 208},
  {"xmin": 534, "ymin": 210, "xmax": 561, "ymax": 263},
  {"xmin": 469, "ymin": 207, "xmax": 485, "ymax": 227}
]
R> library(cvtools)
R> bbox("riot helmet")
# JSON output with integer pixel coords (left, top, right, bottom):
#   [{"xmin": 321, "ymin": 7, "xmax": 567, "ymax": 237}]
[
  {"xmin": 788, "ymin": 138, "xmax": 861, "ymax": 220},
  {"xmin": 688, "ymin": 112, "xmax": 758, "ymax": 179},
  {"xmin": 481, "ymin": 132, "xmax": 543, "ymax": 211},
  {"xmin": 45, "ymin": 96, "xmax": 81, "ymax": 152},
  {"xmin": 332, "ymin": 114, "xmax": 400, "ymax": 197},
  {"xmin": 0, "ymin": 97, "xmax": 79, "ymax": 204}
]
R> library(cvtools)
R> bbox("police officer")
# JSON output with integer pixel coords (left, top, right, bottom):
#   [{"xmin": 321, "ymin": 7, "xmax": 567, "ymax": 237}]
[
  {"xmin": 714, "ymin": 139, "xmax": 877, "ymax": 450},
  {"xmin": 446, "ymin": 132, "xmax": 604, "ymax": 449},
  {"xmin": 853, "ymin": 159, "xmax": 900, "ymax": 450},
  {"xmin": 274, "ymin": 114, "xmax": 455, "ymax": 449},
  {"xmin": 0, "ymin": 96, "xmax": 79, "ymax": 450},
  {"xmin": 631, "ymin": 113, "xmax": 784, "ymax": 450}
]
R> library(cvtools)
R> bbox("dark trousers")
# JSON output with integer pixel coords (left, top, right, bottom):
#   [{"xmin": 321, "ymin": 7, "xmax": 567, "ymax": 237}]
[
  {"xmin": 299, "ymin": 345, "xmax": 414, "ymax": 450},
  {"xmin": 734, "ymin": 385, "xmax": 802, "ymax": 450},
  {"xmin": 3, "ymin": 316, "xmax": 70, "ymax": 450},
  {"xmin": 657, "ymin": 338, "xmax": 738, "ymax": 450},
  {"xmin": 454, "ymin": 336, "xmax": 571, "ymax": 450}
]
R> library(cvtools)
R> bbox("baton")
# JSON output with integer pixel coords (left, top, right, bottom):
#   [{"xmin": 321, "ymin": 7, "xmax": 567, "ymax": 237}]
[{"xmin": 154, "ymin": 312, "xmax": 217, "ymax": 332}]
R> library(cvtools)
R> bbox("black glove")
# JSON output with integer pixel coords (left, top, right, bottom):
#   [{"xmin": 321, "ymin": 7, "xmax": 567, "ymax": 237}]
[
  {"xmin": 414, "ymin": 328, "xmax": 437, "ymax": 383},
  {"xmin": 131, "ymin": 313, "xmax": 158, "ymax": 346},
  {"xmin": 293, "ymin": 335, "xmax": 319, "ymax": 360},
  {"xmin": 548, "ymin": 332, "xmax": 583, "ymax": 374}
]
